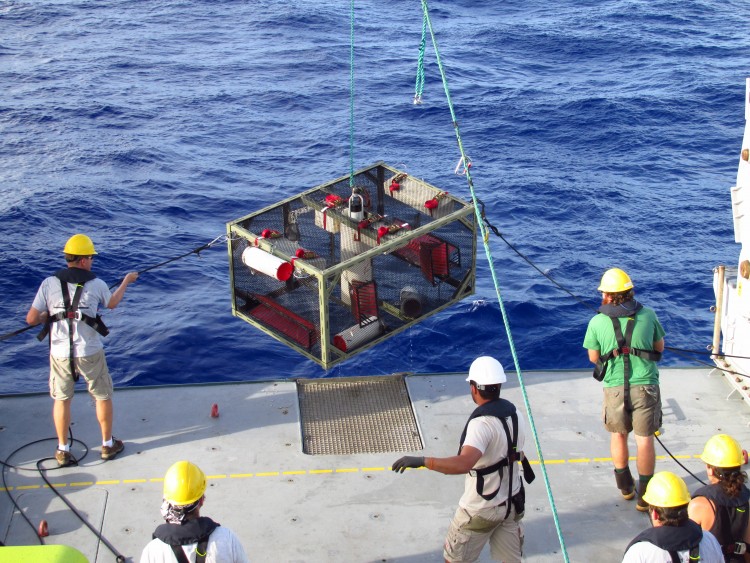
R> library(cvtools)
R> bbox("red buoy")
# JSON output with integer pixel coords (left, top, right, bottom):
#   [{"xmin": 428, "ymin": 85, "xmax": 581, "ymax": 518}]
[
  {"xmin": 38, "ymin": 519, "xmax": 49, "ymax": 537},
  {"xmin": 210, "ymin": 404, "xmax": 219, "ymax": 418}
]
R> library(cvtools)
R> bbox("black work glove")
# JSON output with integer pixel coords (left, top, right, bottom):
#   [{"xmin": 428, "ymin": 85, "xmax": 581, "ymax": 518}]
[{"xmin": 391, "ymin": 456, "xmax": 425, "ymax": 473}]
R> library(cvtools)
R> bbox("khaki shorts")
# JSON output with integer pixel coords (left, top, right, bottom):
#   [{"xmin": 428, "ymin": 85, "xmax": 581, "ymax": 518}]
[
  {"xmin": 443, "ymin": 503, "xmax": 523, "ymax": 563},
  {"xmin": 602, "ymin": 384, "xmax": 661, "ymax": 436},
  {"xmin": 50, "ymin": 350, "xmax": 113, "ymax": 401}
]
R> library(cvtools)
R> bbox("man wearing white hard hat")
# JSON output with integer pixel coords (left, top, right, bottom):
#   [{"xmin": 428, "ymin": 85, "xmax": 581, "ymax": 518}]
[{"xmin": 392, "ymin": 356, "xmax": 533, "ymax": 563}]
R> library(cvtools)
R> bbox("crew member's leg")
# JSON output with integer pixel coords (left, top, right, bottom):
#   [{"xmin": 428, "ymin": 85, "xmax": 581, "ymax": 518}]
[
  {"xmin": 610, "ymin": 432, "xmax": 629, "ymax": 468},
  {"xmin": 81, "ymin": 350, "xmax": 124, "ymax": 460},
  {"xmin": 53, "ymin": 399, "xmax": 72, "ymax": 446},
  {"xmin": 632, "ymin": 384, "xmax": 661, "ymax": 511},
  {"xmin": 604, "ymin": 386, "xmax": 635, "ymax": 499},
  {"xmin": 96, "ymin": 399, "xmax": 113, "ymax": 442},
  {"xmin": 49, "ymin": 355, "xmax": 76, "ymax": 467}
]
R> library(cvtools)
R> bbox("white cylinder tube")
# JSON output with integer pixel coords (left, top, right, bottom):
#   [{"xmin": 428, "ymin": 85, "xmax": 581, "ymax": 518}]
[
  {"xmin": 241, "ymin": 247, "xmax": 293, "ymax": 282},
  {"xmin": 333, "ymin": 317, "xmax": 381, "ymax": 352}
]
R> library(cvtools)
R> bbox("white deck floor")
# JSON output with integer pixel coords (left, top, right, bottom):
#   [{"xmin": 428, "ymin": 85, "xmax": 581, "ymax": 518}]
[{"xmin": 1, "ymin": 367, "xmax": 748, "ymax": 562}]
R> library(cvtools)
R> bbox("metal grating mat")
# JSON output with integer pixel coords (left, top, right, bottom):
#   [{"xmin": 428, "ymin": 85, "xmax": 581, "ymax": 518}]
[{"xmin": 297, "ymin": 375, "xmax": 423, "ymax": 455}]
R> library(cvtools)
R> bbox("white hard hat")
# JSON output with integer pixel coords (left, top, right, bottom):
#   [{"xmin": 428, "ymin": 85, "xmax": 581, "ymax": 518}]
[{"xmin": 467, "ymin": 356, "xmax": 506, "ymax": 386}]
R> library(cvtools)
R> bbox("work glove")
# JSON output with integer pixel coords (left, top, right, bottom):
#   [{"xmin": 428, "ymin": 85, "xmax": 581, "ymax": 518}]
[{"xmin": 391, "ymin": 456, "xmax": 425, "ymax": 473}]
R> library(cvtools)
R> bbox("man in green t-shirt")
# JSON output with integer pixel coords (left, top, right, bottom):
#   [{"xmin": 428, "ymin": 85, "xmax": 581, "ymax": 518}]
[{"xmin": 583, "ymin": 268, "xmax": 665, "ymax": 512}]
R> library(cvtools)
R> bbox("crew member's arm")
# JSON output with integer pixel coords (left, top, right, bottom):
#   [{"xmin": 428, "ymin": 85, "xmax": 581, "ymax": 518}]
[
  {"xmin": 391, "ymin": 445, "xmax": 483, "ymax": 475},
  {"xmin": 107, "ymin": 272, "xmax": 139, "ymax": 309},
  {"xmin": 26, "ymin": 306, "xmax": 47, "ymax": 326},
  {"xmin": 653, "ymin": 338, "xmax": 665, "ymax": 353},
  {"xmin": 587, "ymin": 349, "xmax": 600, "ymax": 365}
]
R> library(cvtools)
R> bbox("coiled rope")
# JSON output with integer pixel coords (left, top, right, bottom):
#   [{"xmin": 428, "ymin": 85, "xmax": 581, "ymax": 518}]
[{"xmin": 417, "ymin": 1, "xmax": 570, "ymax": 560}]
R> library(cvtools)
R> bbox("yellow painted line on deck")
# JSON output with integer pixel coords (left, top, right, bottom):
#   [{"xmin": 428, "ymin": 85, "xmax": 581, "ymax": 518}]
[{"xmin": 2, "ymin": 453, "xmax": 711, "ymax": 491}]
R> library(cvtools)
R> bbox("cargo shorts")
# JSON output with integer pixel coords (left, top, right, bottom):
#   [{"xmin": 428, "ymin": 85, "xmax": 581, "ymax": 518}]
[
  {"xmin": 443, "ymin": 503, "xmax": 523, "ymax": 563},
  {"xmin": 602, "ymin": 384, "xmax": 661, "ymax": 436},
  {"xmin": 50, "ymin": 349, "xmax": 113, "ymax": 401}
]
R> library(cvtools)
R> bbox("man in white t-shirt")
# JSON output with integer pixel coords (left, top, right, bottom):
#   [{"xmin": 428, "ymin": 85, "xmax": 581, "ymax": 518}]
[
  {"xmin": 26, "ymin": 234, "xmax": 138, "ymax": 466},
  {"xmin": 140, "ymin": 461, "xmax": 250, "ymax": 563},
  {"xmin": 622, "ymin": 471, "xmax": 723, "ymax": 562},
  {"xmin": 392, "ymin": 356, "xmax": 532, "ymax": 562}
]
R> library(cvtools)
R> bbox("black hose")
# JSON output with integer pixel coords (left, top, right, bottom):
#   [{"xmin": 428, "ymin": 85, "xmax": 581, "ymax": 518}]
[{"xmin": 1, "ymin": 430, "xmax": 126, "ymax": 561}]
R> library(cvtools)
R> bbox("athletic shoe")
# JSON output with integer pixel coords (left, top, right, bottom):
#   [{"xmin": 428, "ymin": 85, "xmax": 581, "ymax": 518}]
[
  {"xmin": 101, "ymin": 438, "xmax": 124, "ymax": 461},
  {"xmin": 55, "ymin": 449, "xmax": 73, "ymax": 467}
]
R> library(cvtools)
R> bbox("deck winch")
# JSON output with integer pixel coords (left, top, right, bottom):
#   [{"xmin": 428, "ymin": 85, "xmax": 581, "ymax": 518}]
[{"xmin": 226, "ymin": 162, "xmax": 477, "ymax": 369}]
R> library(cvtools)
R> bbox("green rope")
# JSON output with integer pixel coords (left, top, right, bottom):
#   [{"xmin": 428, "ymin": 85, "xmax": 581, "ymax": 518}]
[
  {"xmin": 418, "ymin": 1, "xmax": 570, "ymax": 560},
  {"xmin": 414, "ymin": 12, "xmax": 427, "ymax": 104},
  {"xmin": 348, "ymin": 0, "xmax": 355, "ymax": 188}
]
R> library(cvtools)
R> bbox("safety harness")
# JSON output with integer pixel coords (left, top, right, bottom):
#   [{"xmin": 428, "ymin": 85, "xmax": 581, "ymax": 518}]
[
  {"xmin": 592, "ymin": 301, "xmax": 662, "ymax": 410},
  {"xmin": 36, "ymin": 268, "xmax": 109, "ymax": 382},
  {"xmin": 458, "ymin": 398, "xmax": 535, "ymax": 520},
  {"xmin": 625, "ymin": 519, "xmax": 703, "ymax": 563},
  {"xmin": 693, "ymin": 483, "xmax": 750, "ymax": 560},
  {"xmin": 152, "ymin": 516, "xmax": 219, "ymax": 563}
]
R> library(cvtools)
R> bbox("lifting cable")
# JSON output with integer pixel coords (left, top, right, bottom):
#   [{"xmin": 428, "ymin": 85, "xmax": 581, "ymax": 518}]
[
  {"xmin": 0, "ymin": 234, "xmax": 231, "ymax": 343},
  {"xmin": 348, "ymin": 0, "xmax": 356, "ymax": 189},
  {"xmin": 417, "ymin": 1, "xmax": 570, "ymax": 560}
]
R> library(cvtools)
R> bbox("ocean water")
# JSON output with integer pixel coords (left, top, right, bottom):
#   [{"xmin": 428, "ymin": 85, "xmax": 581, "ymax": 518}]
[{"xmin": 1, "ymin": 0, "xmax": 749, "ymax": 394}]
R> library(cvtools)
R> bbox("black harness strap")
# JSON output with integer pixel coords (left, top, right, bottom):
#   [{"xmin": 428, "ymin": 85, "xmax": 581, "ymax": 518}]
[
  {"xmin": 473, "ymin": 412, "xmax": 517, "ymax": 510},
  {"xmin": 169, "ymin": 538, "xmax": 209, "ymax": 563},
  {"xmin": 153, "ymin": 517, "xmax": 218, "ymax": 563},
  {"xmin": 625, "ymin": 520, "xmax": 703, "ymax": 562},
  {"xmin": 169, "ymin": 545, "xmax": 189, "ymax": 563},
  {"xmin": 597, "ymin": 315, "xmax": 662, "ymax": 406},
  {"xmin": 614, "ymin": 317, "xmax": 634, "ymax": 411},
  {"xmin": 61, "ymin": 282, "xmax": 84, "ymax": 383}
]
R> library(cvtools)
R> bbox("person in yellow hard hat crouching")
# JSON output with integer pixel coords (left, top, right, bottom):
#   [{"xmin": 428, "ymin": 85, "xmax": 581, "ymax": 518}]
[
  {"xmin": 688, "ymin": 434, "xmax": 750, "ymax": 561},
  {"xmin": 623, "ymin": 471, "xmax": 723, "ymax": 562},
  {"xmin": 140, "ymin": 461, "xmax": 250, "ymax": 563},
  {"xmin": 583, "ymin": 268, "xmax": 665, "ymax": 511}
]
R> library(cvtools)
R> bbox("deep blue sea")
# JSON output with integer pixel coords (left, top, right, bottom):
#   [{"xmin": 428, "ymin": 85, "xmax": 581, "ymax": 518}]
[{"xmin": 2, "ymin": 0, "xmax": 749, "ymax": 395}]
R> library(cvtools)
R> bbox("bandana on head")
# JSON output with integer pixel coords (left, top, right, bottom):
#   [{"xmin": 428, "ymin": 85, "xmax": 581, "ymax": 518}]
[{"xmin": 160, "ymin": 497, "xmax": 202, "ymax": 524}]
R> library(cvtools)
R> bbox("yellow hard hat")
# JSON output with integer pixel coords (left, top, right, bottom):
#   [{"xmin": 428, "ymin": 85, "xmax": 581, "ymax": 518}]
[
  {"xmin": 63, "ymin": 234, "xmax": 97, "ymax": 256},
  {"xmin": 642, "ymin": 471, "xmax": 691, "ymax": 508},
  {"xmin": 163, "ymin": 461, "xmax": 206, "ymax": 506},
  {"xmin": 701, "ymin": 434, "xmax": 743, "ymax": 468},
  {"xmin": 597, "ymin": 268, "xmax": 633, "ymax": 293}
]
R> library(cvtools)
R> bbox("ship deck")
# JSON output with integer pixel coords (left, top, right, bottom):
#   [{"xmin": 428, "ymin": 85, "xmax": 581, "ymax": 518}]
[{"xmin": 1, "ymin": 367, "xmax": 748, "ymax": 562}]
